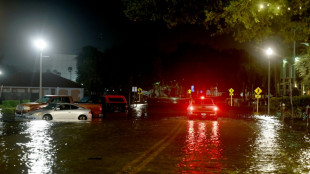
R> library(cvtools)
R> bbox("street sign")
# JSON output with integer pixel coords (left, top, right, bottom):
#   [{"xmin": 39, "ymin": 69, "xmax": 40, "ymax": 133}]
[
  {"xmin": 132, "ymin": 86, "xmax": 137, "ymax": 92},
  {"xmin": 188, "ymin": 89, "xmax": 191, "ymax": 94},
  {"xmin": 229, "ymin": 88, "xmax": 234, "ymax": 106},
  {"xmin": 254, "ymin": 87, "xmax": 262, "ymax": 113},
  {"xmin": 191, "ymin": 85, "xmax": 195, "ymax": 92},
  {"xmin": 138, "ymin": 88, "xmax": 142, "ymax": 95},
  {"xmin": 255, "ymin": 95, "xmax": 261, "ymax": 99},
  {"xmin": 254, "ymin": 87, "xmax": 262, "ymax": 95},
  {"xmin": 229, "ymin": 88, "xmax": 234, "ymax": 93}
]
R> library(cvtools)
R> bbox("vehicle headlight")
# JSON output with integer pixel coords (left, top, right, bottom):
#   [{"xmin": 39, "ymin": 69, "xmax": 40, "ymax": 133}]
[{"xmin": 23, "ymin": 106, "xmax": 30, "ymax": 111}]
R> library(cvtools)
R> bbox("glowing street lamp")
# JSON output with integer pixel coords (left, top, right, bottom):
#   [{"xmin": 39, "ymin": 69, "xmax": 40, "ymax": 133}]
[
  {"xmin": 265, "ymin": 48, "xmax": 273, "ymax": 115},
  {"xmin": 34, "ymin": 39, "xmax": 47, "ymax": 99}
]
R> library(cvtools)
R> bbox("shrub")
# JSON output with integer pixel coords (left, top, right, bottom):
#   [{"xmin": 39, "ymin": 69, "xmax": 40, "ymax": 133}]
[
  {"xmin": 271, "ymin": 96, "xmax": 310, "ymax": 118},
  {"xmin": 1, "ymin": 108, "xmax": 15, "ymax": 114},
  {"xmin": 2, "ymin": 100, "xmax": 20, "ymax": 108},
  {"xmin": 22, "ymin": 100, "xmax": 30, "ymax": 103}
]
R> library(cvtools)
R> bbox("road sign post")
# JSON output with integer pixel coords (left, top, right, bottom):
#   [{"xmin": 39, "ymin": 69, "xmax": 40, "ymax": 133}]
[
  {"xmin": 229, "ymin": 88, "xmax": 234, "ymax": 106},
  {"xmin": 138, "ymin": 88, "xmax": 142, "ymax": 102},
  {"xmin": 254, "ymin": 87, "xmax": 262, "ymax": 113}
]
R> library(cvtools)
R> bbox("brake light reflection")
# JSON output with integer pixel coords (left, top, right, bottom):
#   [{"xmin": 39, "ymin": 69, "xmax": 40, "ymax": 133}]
[{"xmin": 177, "ymin": 120, "xmax": 224, "ymax": 173}]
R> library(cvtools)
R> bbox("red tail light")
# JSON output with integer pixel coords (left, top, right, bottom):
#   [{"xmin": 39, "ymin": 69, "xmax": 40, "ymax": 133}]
[
  {"xmin": 189, "ymin": 106, "xmax": 194, "ymax": 111},
  {"xmin": 100, "ymin": 106, "xmax": 102, "ymax": 111}
]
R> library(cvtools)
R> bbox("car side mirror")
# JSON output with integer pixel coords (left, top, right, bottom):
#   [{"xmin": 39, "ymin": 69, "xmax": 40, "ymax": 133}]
[{"xmin": 55, "ymin": 108, "xmax": 60, "ymax": 111}]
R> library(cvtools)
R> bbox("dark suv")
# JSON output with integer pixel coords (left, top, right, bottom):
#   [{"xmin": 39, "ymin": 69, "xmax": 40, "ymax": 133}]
[{"xmin": 102, "ymin": 95, "xmax": 128, "ymax": 112}]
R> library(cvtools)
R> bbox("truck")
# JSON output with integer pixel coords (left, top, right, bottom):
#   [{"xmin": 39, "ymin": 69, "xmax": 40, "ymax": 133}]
[
  {"xmin": 75, "ymin": 95, "xmax": 128, "ymax": 118},
  {"xmin": 75, "ymin": 96, "xmax": 103, "ymax": 118},
  {"xmin": 15, "ymin": 95, "xmax": 74, "ymax": 117}
]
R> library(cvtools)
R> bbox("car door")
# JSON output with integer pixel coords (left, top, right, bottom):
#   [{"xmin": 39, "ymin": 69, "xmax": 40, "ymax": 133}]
[
  {"xmin": 69, "ymin": 105, "xmax": 81, "ymax": 119},
  {"xmin": 52, "ymin": 104, "xmax": 72, "ymax": 119}
]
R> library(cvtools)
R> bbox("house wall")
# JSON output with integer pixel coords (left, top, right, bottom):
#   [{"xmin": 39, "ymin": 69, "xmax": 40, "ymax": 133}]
[{"xmin": 0, "ymin": 86, "xmax": 84, "ymax": 102}]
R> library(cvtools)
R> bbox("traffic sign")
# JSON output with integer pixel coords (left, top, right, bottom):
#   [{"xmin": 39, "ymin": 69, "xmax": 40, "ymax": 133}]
[
  {"xmin": 138, "ymin": 88, "xmax": 142, "ymax": 95},
  {"xmin": 255, "ymin": 87, "xmax": 262, "ymax": 95},
  {"xmin": 229, "ymin": 88, "xmax": 234, "ymax": 106},
  {"xmin": 254, "ymin": 88, "xmax": 262, "ymax": 113},
  {"xmin": 132, "ymin": 86, "xmax": 137, "ymax": 92},
  {"xmin": 229, "ymin": 88, "xmax": 234, "ymax": 93},
  {"xmin": 188, "ymin": 89, "xmax": 191, "ymax": 94}
]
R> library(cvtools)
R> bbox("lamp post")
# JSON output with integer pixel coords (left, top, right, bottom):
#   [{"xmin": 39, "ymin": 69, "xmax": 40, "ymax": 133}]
[
  {"xmin": 34, "ymin": 39, "xmax": 47, "ymax": 99},
  {"xmin": 266, "ymin": 48, "xmax": 273, "ymax": 115}
]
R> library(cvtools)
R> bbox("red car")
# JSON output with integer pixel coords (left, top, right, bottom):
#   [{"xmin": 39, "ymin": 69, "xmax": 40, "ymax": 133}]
[{"xmin": 187, "ymin": 96, "xmax": 218, "ymax": 119}]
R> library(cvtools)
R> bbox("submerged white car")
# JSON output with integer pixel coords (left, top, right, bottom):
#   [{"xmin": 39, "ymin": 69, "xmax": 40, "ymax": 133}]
[{"xmin": 25, "ymin": 103, "xmax": 92, "ymax": 121}]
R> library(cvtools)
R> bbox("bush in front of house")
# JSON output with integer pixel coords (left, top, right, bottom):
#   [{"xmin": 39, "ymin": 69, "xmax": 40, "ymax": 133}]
[
  {"xmin": 2, "ymin": 100, "xmax": 20, "ymax": 108},
  {"xmin": 0, "ymin": 100, "xmax": 20, "ymax": 114},
  {"xmin": 270, "ymin": 96, "xmax": 310, "ymax": 118},
  {"xmin": 22, "ymin": 100, "xmax": 30, "ymax": 103},
  {"xmin": 1, "ymin": 107, "xmax": 16, "ymax": 114}
]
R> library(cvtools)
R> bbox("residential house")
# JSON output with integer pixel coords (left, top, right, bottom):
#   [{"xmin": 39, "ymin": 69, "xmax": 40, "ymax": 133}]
[{"xmin": 0, "ymin": 72, "xmax": 84, "ymax": 102}]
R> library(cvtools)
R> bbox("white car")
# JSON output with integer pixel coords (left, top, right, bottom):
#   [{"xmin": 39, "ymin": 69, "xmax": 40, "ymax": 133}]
[{"xmin": 25, "ymin": 103, "xmax": 92, "ymax": 121}]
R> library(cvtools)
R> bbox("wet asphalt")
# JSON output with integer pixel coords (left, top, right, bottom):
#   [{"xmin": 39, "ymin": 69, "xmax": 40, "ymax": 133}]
[{"xmin": 1, "ymin": 104, "xmax": 310, "ymax": 173}]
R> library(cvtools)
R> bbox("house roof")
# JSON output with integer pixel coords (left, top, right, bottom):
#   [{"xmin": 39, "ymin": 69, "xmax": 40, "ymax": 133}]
[{"xmin": 1, "ymin": 72, "xmax": 82, "ymax": 88}]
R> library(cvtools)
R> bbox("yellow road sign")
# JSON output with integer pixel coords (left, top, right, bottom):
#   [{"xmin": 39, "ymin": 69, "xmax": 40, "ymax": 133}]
[
  {"xmin": 255, "ymin": 87, "xmax": 262, "ymax": 95},
  {"xmin": 229, "ymin": 88, "xmax": 234, "ymax": 93},
  {"xmin": 188, "ymin": 89, "xmax": 191, "ymax": 94},
  {"xmin": 229, "ymin": 93, "xmax": 234, "ymax": 96},
  {"xmin": 255, "ymin": 94, "xmax": 261, "ymax": 99},
  {"xmin": 138, "ymin": 88, "xmax": 142, "ymax": 95}
]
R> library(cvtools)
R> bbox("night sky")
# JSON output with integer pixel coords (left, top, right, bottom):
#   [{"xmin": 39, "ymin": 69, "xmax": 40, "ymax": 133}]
[
  {"xmin": 1, "ymin": 1, "xmax": 124, "ymax": 67},
  {"xmin": 0, "ymin": 0, "xmax": 285, "ymax": 75}
]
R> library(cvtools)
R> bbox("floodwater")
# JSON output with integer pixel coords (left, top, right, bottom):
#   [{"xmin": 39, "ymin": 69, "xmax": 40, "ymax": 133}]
[{"xmin": 1, "ymin": 104, "xmax": 310, "ymax": 173}]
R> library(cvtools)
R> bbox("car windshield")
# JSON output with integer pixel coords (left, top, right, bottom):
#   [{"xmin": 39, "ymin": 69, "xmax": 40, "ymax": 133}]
[
  {"xmin": 192, "ymin": 98, "xmax": 213, "ymax": 105},
  {"xmin": 35, "ymin": 96, "xmax": 52, "ymax": 104},
  {"xmin": 44, "ymin": 103, "xmax": 57, "ymax": 110},
  {"xmin": 78, "ymin": 96, "xmax": 91, "ymax": 103}
]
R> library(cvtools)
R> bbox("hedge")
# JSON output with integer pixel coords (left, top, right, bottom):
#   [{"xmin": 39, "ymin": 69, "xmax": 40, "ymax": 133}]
[
  {"xmin": 2, "ymin": 100, "xmax": 20, "ymax": 108},
  {"xmin": 271, "ymin": 96, "xmax": 310, "ymax": 110}
]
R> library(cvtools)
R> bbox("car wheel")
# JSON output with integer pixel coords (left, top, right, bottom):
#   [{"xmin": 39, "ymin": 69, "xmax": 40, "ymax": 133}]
[
  {"xmin": 78, "ymin": 115, "xmax": 87, "ymax": 120},
  {"xmin": 42, "ymin": 114, "xmax": 52, "ymax": 121}
]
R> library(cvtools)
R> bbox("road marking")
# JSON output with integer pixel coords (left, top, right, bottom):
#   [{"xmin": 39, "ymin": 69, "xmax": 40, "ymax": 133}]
[{"xmin": 119, "ymin": 120, "xmax": 183, "ymax": 174}]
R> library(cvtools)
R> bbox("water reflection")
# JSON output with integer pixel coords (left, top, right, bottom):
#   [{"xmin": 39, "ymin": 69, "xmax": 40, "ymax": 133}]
[
  {"xmin": 251, "ymin": 115, "xmax": 282, "ymax": 173},
  {"xmin": 131, "ymin": 104, "xmax": 147, "ymax": 118},
  {"xmin": 177, "ymin": 120, "xmax": 223, "ymax": 173},
  {"xmin": 18, "ymin": 121, "xmax": 55, "ymax": 174}
]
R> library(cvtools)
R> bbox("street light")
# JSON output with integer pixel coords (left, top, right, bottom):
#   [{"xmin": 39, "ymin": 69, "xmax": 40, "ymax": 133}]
[
  {"xmin": 266, "ymin": 48, "xmax": 273, "ymax": 115},
  {"xmin": 34, "ymin": 39, "xmax": 47, "ymax": 99}
]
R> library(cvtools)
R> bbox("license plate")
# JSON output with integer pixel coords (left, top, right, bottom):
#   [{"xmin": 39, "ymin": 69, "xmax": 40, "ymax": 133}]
[{"xmin": 201, "ymin": 113, "xmax": 206, "ymax": 116}]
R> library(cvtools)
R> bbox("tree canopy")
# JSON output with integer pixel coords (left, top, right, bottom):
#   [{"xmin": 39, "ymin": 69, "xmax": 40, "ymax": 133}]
[
  {"xmin": 76, "ymin": 43, "xmax": 266, "ymax": 96},
  {"xmin": 296, "ymin": 48, "xmax": 310, "ymax": 90},
  {"xmin": 122, "ymin": 0, "xmax": 310, "ymax": 43}
]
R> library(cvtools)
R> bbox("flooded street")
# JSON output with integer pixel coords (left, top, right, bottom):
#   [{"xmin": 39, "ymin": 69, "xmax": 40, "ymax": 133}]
[{"xmin": 1, "ymin": 104, "xmax": 310, "ymax": 173}]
